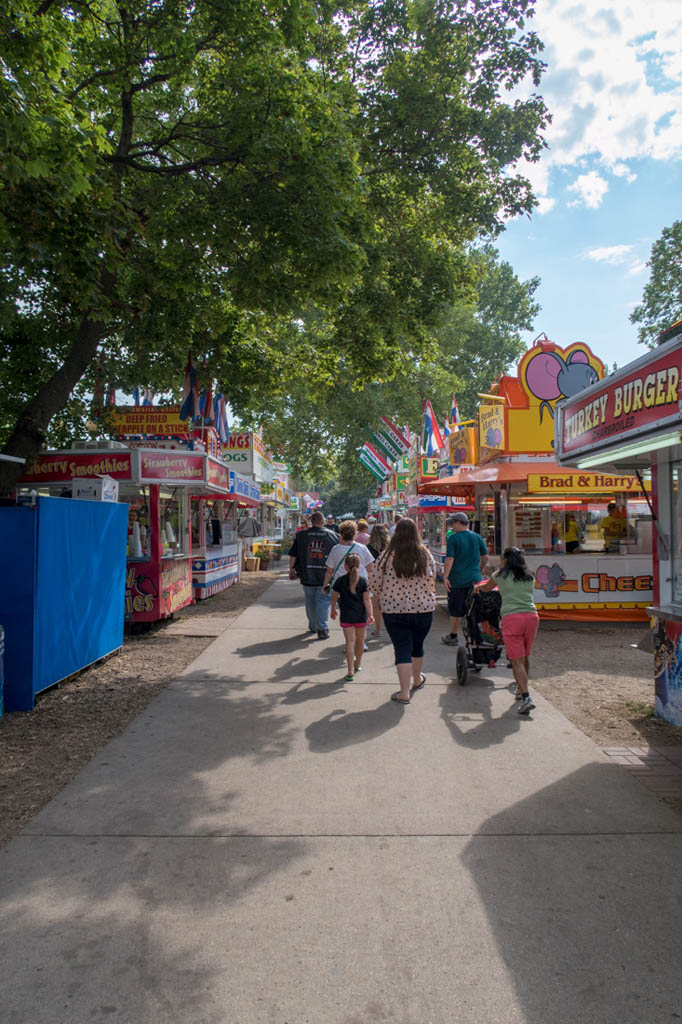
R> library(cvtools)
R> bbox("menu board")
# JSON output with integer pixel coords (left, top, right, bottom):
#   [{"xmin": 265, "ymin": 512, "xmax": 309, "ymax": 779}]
[{"xmin": 514, "ymin": 506, "xmax": 545, "ymax": 552}]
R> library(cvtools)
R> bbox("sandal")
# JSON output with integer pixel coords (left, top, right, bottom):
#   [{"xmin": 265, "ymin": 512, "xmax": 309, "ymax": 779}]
[
  {"xmin": 411, "ymin": 673, "xmax": 426, "ymax": 692},
  {"xmin": 354, "ymin": 662, "xmax": 363, "ymax": 673},
  {"xmin": 390, "ymin": 692, "xmax": 410, "ymax": 704},
  {"xmin": 344, "ymin": 673, "xmax": 354, "ymax": 682}
]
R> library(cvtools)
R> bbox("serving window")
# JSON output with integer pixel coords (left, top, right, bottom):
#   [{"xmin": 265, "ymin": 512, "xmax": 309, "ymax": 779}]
[
  {"xmin": 508, "ymin": 496, "xmax": 652, "ymax": 557},
  {"xmin": 160, "ymin": 488, "xmax": 188, "ymax": 557}
]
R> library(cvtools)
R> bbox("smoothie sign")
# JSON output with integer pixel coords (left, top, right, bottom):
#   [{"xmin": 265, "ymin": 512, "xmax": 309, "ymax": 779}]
[{"xmin": 557, "ymin": 340, "xmax": 682, "ymax": 459}]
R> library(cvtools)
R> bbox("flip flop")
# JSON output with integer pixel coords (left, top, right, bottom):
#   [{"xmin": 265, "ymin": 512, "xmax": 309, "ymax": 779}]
[
  {"xmin": 411, "ymin": 673, "xmax": 426, "ymax": 692},
  {"xmin": 344, "ymin": 674, "xmax": 354, "ymax": 682},
  {"xmin": 391, "ymin": 692, "xmax": 410, "ymax": 704}
]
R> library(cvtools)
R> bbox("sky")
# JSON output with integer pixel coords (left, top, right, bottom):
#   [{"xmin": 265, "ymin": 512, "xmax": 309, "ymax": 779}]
[{"xmin": 496, "ymin": 0, "xmax": 682, "ymax": 371}]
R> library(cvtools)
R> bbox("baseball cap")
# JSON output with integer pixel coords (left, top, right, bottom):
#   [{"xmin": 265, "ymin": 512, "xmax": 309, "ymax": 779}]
[
  {"xmin": 447, "ymin": 512, "xmax": 469, "ymax": 524},
  {"xmin": 367, "ymin": 515, "xmax": 377, "ymax": 523}
]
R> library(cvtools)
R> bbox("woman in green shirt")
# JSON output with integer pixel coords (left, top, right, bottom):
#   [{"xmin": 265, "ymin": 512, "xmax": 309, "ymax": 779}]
[{"xmin": 476, "ymin": 547, "xmax": 539, "ymax": 715}]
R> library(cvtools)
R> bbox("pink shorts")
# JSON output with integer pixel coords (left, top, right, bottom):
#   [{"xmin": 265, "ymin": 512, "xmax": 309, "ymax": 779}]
[
  {"xmin": 501, "ymin": 612, "xmax": 539, "ymax": 659},
  {"xmin": 341, "ymin": 622, "xmax": 367, "ymax": 630}
]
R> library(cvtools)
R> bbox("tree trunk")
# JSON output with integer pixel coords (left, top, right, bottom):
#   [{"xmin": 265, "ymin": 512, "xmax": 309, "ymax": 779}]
[{"xmin": 0, "ymin": 269, "xmax": 116, "ymax": 496}]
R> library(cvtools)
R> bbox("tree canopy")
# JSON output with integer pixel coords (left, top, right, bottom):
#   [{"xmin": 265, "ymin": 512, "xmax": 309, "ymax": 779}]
[
  {"xmin": 630, "ymin": 221, "xmax": 682, "ymax": 348},
  {"xmin": 0, "ymin": 0, "xmax": 548, "ymax": 492},
  {"xmin": 252, "ymin": 245, "xmax": 539, "ymax": 487}
]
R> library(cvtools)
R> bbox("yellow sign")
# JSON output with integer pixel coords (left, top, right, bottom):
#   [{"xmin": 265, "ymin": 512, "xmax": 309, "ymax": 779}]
[
  {"xmin": 507, "ymin": 341, "xmax": 606, "ymax": 454},
  {"xmin": 420, "ymin": 456, "xmax": 439, "ymax": 479},
  {"xmin": 449, "ymin": 426, "xmax": 478, "ymax": 467},
  {"xmin": 110, "ymin": 405, "xmax": 186, "ymax": 436},
  {"xmin": 527, "ymin": 472, "xmax": 650, "ymax": 494},
  {"xmin": 478, "ymin": 405, "xmax": 505, "ymax": 455}
]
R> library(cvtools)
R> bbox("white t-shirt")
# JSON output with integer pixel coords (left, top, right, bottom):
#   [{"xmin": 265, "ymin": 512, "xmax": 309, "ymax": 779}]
[{"xmin": 326, "ymin": 541, "xmax": 374, "ymax": 582}]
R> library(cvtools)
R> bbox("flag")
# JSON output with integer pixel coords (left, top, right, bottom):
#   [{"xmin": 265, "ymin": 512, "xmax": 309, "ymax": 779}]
[
  {"xmin": 132, "ymin": 388, "xmax": 140, "ymax": 405},
  {"xmin": 213, "ymin": 393, "xmax": 229, "ymax": 443},
  {"xmin": 142, "ymin": 389, "xmax": 154, "ymax": 406},
  {"xmin": 359, "ymin": 443, "xmax": 391, "ymax": 480},
  {"xmin": 451, "ymin": 394, "xmax": 461, "ymax": 428},
  {"xmin": 443, "ymin": 415, "xmax": 451, "ymax": 441},
  {"xmin": 379, "ymin": 416, "xmax": 410, "ymax": 453},
  {"xmin": 179, "ymin": 354, "xmax": 198, "ymax": 421},
  {"xmin": 198, "ymin": 382, "xmax": 213, "ymax": 424},
  {"xmin": 422, "ymin": 399, "xmax": 444, "ymax": 455}
]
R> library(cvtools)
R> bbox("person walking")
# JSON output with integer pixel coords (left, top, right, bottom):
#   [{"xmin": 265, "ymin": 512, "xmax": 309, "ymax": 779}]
[
  {"xmin": 367, "ymin": 522, "xmax": 390, "ymax": 636},
  {"xmin": 389, "ymin": 513, "xmax": 402, "ymax": 536},
  {"xmin": 288, "ymin": 510, "xmax": 338, "ymax": 638},
  {"xmin": 296, "ymin": 515, "xmax": 310, "ymax": 533},
  {"xmin": 355, "ymin": 519, "xmax": 371, "ymax": 545},
  {"xmin": 322, "ymin": 519, "xmax": 374, "ymax": 591},
  {"xmin": 441, "ymin": 512, "xmax": 488, "ymax": 647},
  {"xmin": 475, "ymin": 547, "xmax": 539, "ymax": 715},
  {"xmin": 368, "ymin": 518, "xmax": 436, "ymax": 705},
  {"xmin": 326, "ymin": 515, "xmax": 340, "ymax": 535},
  {"xmin": 330, "ymin": 553, "xmax": 374, "ymax": 681}
]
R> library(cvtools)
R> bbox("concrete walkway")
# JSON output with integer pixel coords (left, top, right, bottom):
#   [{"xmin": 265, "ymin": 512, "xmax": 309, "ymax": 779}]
[{"xmin": 2, "ymin": 576, "xmax": 682, "ymax": 1024}]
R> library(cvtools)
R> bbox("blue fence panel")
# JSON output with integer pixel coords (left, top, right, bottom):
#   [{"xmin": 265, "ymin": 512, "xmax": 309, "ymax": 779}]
[{"xmin": 34, "ymin": 497, "xmax": 128, "ymax": 697}]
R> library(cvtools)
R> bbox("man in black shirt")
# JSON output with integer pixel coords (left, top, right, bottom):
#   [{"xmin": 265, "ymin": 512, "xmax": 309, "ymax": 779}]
[
  {"xmin": 288, "ymin": 511, "xmax": 338, "ymax": 638},
  {"xmin": 326, "ymin": 515, "xmax": 340, "ymax": 535}
]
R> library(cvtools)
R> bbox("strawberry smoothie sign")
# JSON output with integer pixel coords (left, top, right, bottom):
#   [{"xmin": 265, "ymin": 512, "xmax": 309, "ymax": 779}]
[
  {"xmin": 21, "ymin": 452, "xmax": 133, "ymax": 483},
  {"xmin": 556, "ymin": 337, "xmax": 682, "ymax": 461},
  {"xmin": 138, "ymin": 451, "xmax": 204, "ymax": 484}
]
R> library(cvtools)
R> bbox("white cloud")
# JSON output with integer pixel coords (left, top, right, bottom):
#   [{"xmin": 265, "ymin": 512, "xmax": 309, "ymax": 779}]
[
  {"xmin": 586, "ymin": 244, "xmax": 634, "ymax": 264},
  {"xmin": 627, "ymin": 260, "xmax": 648, "ymax": 276},
  {"xmin": 612, "ymin": 162, "xmax": 638, "ymax": 183},
  {"xmin": 536, "ymin": 195, "xmax": 557, "ymax": 215},
  {"xmin": 508, "ymin": 2, "xmax": 682, "ymax": 210},
  {"xmin": 567, "ymin": 171, "xmax": 609, "ymax": 208}
]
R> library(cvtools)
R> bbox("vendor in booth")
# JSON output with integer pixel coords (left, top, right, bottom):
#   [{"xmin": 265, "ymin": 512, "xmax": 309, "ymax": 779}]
[{"xmin": 601, "ymin": 502, "xmax": 626, "ymax": 552}]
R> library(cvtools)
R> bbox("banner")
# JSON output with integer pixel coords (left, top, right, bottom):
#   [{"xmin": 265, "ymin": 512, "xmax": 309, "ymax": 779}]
[
  {"xmin": 380, "ymin": 416, "xmax": 410, "ymax": 454},
  {"xmin": 109, "ymin": 405, "xmax": 187, "ymax": 437},
  {"xmin": 359, "ymin": 443, "xmax": 390, "ymax": 480},
  {"xmin": 359, "ymin": 451, "xmax": 386, "ymax": 480},
  {"xmin": 371, "ymin": 428, "xmax": 402, "ymax": 463}
]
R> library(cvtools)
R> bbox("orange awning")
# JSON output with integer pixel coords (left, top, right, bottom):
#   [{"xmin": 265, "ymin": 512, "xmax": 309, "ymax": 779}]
[{"xmin": 418, "ymin": 461, "xmax": 560, "ymax": 495}]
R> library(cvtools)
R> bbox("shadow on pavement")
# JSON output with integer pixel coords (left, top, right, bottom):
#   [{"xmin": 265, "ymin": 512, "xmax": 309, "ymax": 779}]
[
  {"xmin": 461, "ymin": 763, "xmax": 682, "ymax": 1023},
  {"xmin": 440, "ymin": 677, "xmax": 524, "ymax": 749},
  {"xmin": 305, "ymin": 702, "xmax": 404, "ymax": 753}
]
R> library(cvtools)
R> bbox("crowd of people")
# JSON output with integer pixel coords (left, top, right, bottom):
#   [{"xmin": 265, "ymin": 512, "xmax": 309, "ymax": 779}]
[{"xmin": 288, "ymin": 511, "xmax": 539, "ymax": 713}]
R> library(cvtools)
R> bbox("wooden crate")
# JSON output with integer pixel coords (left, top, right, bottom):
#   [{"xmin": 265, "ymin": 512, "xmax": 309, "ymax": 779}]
[{"xmin": 245, "ymin": 556, "xmax": 260, "ymax": 572}]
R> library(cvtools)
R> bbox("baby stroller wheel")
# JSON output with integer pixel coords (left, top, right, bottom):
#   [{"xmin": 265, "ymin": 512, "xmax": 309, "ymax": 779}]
[{"xmin": 455, "ymin": 645, "xmax": 468, "ymax": 686}]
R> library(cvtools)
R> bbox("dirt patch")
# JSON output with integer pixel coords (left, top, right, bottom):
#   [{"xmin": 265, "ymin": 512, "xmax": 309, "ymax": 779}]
[
  {"xmin": 531, "ymin": 620, "xmax": 682, "ymax": 749},
  {"xmin": 0, "ymin": 571, "xmax": 277, "ymax": 848}
]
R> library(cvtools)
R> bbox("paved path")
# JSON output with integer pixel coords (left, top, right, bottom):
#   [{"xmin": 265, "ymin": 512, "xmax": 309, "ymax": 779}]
[{"xmin": 2, "ymin": 576, "xmax": 682, "ymax": 1024}]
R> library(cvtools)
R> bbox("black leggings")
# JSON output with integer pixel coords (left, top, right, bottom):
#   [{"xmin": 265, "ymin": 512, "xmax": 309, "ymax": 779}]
[{"xmin": 382, "ymin": 612, "xmax": 434, "ymax": 665}]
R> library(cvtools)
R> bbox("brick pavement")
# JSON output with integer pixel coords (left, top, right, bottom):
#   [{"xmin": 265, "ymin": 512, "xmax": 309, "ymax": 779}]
[{"xmin": 604, "ymin": 746, "xmax": 682, "ymax": 797}]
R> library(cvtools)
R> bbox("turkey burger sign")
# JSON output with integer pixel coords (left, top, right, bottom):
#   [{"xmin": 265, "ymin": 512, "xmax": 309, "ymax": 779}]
[{"xmin": 555, "ymin": 336, "xmax": 682, "ymax": 464}]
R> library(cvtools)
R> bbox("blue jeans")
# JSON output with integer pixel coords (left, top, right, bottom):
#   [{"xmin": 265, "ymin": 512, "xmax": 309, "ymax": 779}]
[{"xmin": 303, "ymin": 585, "xmax": 331, "ymax": 632}]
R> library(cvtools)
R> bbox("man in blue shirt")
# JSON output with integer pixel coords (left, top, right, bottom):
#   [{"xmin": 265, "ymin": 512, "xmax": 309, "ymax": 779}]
[{"xmin": 442, "ymin": 512, "xmax": 488, "ymax": 646}]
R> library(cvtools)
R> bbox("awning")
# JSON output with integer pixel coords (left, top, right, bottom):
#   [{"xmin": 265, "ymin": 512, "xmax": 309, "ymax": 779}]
[{"xmin": 419, "ymin": 461, "xmax": 560, "ymax": 495}]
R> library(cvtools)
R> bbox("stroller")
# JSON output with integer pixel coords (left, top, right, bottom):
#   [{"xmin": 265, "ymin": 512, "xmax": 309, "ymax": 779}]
[{"xmin": 454, "ymin": 587, "xmax": 504, "ymax": 685}]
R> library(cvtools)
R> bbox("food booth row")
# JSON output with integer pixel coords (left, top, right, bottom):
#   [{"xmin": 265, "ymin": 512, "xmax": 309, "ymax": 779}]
[
  {"xmin": 17, "ymin": 443, "xmax": 262, "ymax": 624},
  {"xmin": 420, "ymin": 338, "xmax": 654, "ymax": 620},
  {"xmin": 554, "ymin": 319, "xmax": 682, "ymax": 726}
]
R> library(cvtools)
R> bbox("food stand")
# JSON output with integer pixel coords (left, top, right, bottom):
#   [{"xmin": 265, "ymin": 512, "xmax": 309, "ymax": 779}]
[
  {"xmin": 419, "ymin": 337, "xmax": 654, "ymax": 619},
  {"xmin": 554, "ymin": 319, "xmax": 682, "ymax": 724},
  {"xmin": 18, "ymin": 444, "xmax": 213, "ymax": 624}
]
